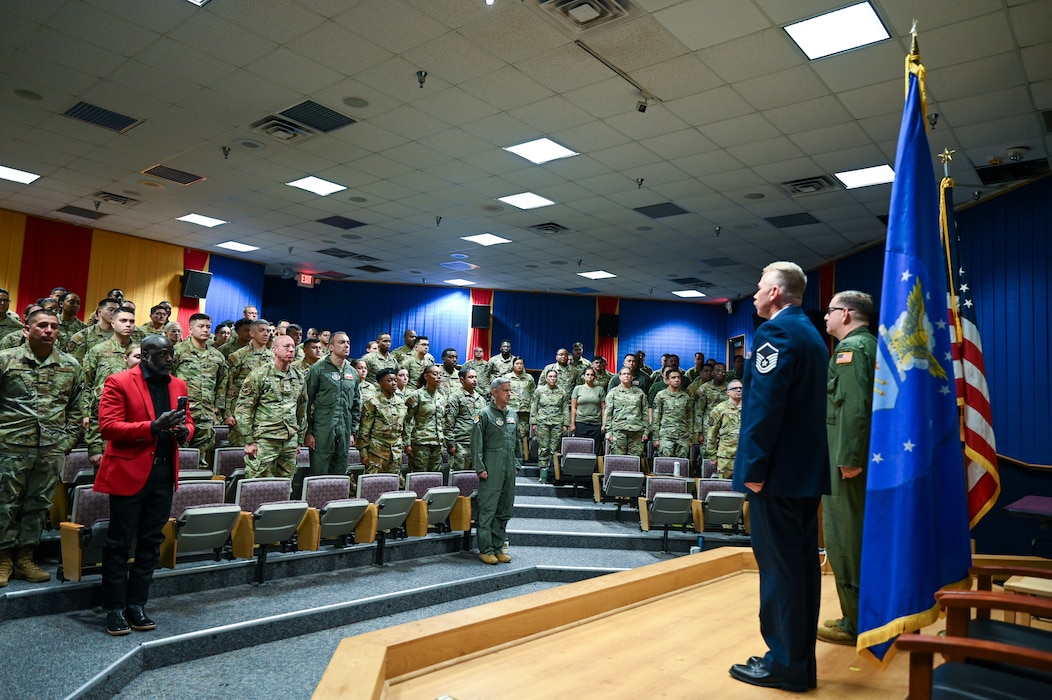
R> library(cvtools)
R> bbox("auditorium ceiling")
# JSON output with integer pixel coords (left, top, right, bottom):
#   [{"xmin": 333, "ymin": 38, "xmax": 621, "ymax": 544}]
[{"xmin": 1, "ymin": 0, "xmax": 1049, "ymax": 302}]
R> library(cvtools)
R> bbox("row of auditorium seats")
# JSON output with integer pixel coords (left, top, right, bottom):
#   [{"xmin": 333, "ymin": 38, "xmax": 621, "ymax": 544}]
[{"xmin": 57, "ymin": 469, "xmax": 482, "ymax": 584}]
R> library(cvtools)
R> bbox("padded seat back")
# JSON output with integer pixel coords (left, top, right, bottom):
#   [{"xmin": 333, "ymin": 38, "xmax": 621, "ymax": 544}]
[
  {"xmin": 63, "ymin": 449, "xmax": 93, "ymax": 483},
  {"xmin": 318, "ymin": 498, "xmax": 369, "ymax": 538},
  {"xmin": 449, "ymin": 470, "xmax": 479, "ymax": 497},
  {"xmin": 603, "ymin": 472, "xmax": 646, "ymax": 499},
  {"xmin": 178, "ymin": 448, "xmax": 201, "ymax": 471},
  {"xmin": 650, "ymin": 492, "xmax": 694, "ymax": 526},
  {"xmin": 704, "ymin": 491, "xmax": 745, "ymax": 530},
  {"xmin": 175, "ymin": 503, "xmax": 242, "ymax": 554},
  {"xmin": 696, "ymin": 477, "xmax": 733, "ymax": 502},
  {"xmin": 356, "ymin": 473, "xmax": 400, "ymax": 503},
  {"xmin": 602, "ymin": 454, "xmax": 641, "ymax": 482},
  {"xmin": 646, "ymin": 476, "xmax": 689, "ymax": 501},
  {"xmin": 405, "ymin": 471, "xmax": 444, "ymax": 499},
  {"xmin": 560, "ymin": 436, "xmax": 594, "ymax": 456},
  {"xmin": 214, "ymin": 424, "xmax": 230, "ymax": 447},
  {"xmin": 561, "ymin": 453, "xmax": 597, "ymax": 477},
  {"xmin": 421, "ymin": 486, "xmax": 461, "ymax": 524},
  {"xmin": 253, "ymin": 501, "xmax": 308, "ymax": 544},
  {"xmin": 302, "ymin": 475, "xmax": 351, "ymax": 508},
  {"xmin": 347, "ymin": 447, "xmax": 361, "ymax": 465},
  {"xmin": 170, "ymin": 480, "xmax": 225, "ymax": 518},
  {"xmin": 235, "ymin": 478, "xmax": 292, "ymax": 513},
  {"xmin": 651, "ymin": 457, "xmax": 688, "ymax": 476},
  {"xmin": 375, "ymin": 491, "xmax": 418, "ymax": 531},
  {"xmin": 71, "ymin": 485, "xmax": 110, "ymax": 527},
  {"xmin": 213, "ymin": 447, "xmax": 246, "ymax": 479}
]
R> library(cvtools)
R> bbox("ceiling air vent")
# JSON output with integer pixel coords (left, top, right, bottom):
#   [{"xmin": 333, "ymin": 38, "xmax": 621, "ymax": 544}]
[
  {"xmin": 318, "ymin": 215, "xmax": 366, "ymax": 230},
  {"xmin": 781, "ymin": 175, "xmax": 840, "ymax": 197},
  {"xmin": 250, "ymin": 115, "xmax": 314, "ymax": 143},
  {"xmin": 976, "ymin": 158, "xmax": 1049, "ymax": 186},
  {"xmin": 318, "ymin": 247, "xmax": 355, "ymax": 258},
  {"xmin": 701, "ymin": 257, "xmax": 739, "ymax": 267},
  {"xmin": 526, "ymin": 0, "xmax": 640, "ymax": 36},
  {"xmin": 670, "ymin": 277, "xmax": 714, "ymax": 288},
  {"xmin": 317, "ymin": 271, "xmax": 351, "ymax": 279},
  {"xmin": 95, "ymin": 191, "xmax": 139, "ymax": 206},
  {"xmin": 635, "ymin": 202, "xmax": 689, "ymax": 219},
  {"xmin": 141, "ymin": 164, "xmax": 206, "ymax": 186},
  {"xmin": 57, "ymin": 205, "xmax": 106, "ymax": 220},
  {"xmin": 356, "ymin": 265, "xmax": 389, "ymax": 274},
  {"xmin": 280, "ymin": 100, "xmax": 356, "ymax": 133},
  {"xmin": 529, "ymin": 222, "xmax": 569, "ymax": 235},
  {"xmin": 62, "ymin": 101, "xmax": 142, "ymax": 133},
  {"xmin": 765, "ymin": 213, "xmax": 821, "ymax": 228}
]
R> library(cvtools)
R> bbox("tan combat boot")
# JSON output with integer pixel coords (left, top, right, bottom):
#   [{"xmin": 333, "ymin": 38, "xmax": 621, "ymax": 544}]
[
  {"xmin": 0, "ymin": 549, "xmax": 12, "ymax": 587},
  {"xmin": 13, "ymin": 546, "xmax": 51, "ymax": 583}
]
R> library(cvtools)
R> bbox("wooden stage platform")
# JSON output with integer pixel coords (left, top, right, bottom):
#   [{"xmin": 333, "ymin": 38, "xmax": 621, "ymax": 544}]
[{"xmin": 314, "ymin": 548, "xmax": 945, "ymax": 699}]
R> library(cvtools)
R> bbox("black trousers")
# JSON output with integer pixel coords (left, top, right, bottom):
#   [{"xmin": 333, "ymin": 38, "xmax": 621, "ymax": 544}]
[
  {"xmin": 572, "ymin": 422, "xmax": 603, "ymax": 455},
  {"xmin": 100, "ymin": 460, "xmax": 174, "ymax": 611}
]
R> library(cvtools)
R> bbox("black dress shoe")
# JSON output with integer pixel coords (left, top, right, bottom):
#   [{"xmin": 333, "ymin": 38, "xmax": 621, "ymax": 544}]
[
  {"xmin": 124, "ymin": 605, "xmax": 156, "ymax": 631},
  {"xmin": 729, "ymin": 660, "xmax": 808, "ymax": 693},
  {"xmin": 106, "ymin": 610, "xmax": 131, "ymax": 636}
]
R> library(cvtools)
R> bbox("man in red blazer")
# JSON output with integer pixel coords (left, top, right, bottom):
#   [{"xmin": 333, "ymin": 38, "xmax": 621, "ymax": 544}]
[{"xmin": 95, "ymin": 335, "xmax": 193, "ymax": 636}]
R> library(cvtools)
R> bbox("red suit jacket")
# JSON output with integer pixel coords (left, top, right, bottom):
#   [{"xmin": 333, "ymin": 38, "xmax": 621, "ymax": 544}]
[{"xmin": 94, "ymin": 366, "xmax": 195, "ymax": 497}]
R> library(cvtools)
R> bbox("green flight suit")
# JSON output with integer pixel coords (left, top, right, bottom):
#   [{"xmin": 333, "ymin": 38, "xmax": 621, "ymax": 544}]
[
  {"xmin": 305, "ymin": 356, "xmax": 360, "ymax": 476},
  {"xmin": 470, "ymin": 402, "xmax": 522, "ymax": 556}
]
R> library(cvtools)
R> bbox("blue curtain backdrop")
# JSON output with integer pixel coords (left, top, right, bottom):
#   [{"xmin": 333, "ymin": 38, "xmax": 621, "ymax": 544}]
[
  {"xmin": 262, "ymin": 277, "xmax": 471, "ymax": 358},
  {"xmin": 205, "ymin": 254, "xmax": 265, "ymax": 325},
  {"xmin": 617, "ymin": 298, "xmax": 726, "ymax": 366},
  {"xmin": 834, "ymin": 243, "xmax": 885, "ymax": 315},
  {"xmin": 491, "ymin": 291, "xmax": 596, "ymax": 368}
]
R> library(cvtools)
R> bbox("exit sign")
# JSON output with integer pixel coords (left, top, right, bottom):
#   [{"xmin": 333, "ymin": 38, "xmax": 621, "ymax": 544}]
[{"xmin": 296, "ymin": 273, "xmax": 315, "ymax": 288}]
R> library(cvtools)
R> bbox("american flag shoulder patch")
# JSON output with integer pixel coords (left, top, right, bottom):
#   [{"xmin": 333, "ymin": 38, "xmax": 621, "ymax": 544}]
[{"xmin": 836, "ymin": 351, "xmax": 854, "ymax": 365}]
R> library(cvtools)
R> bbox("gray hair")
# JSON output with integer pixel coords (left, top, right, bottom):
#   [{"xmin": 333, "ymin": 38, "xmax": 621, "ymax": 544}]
[
  {"xmin": 762, "ymin": 261, "xmax": 807, "ymax": 301},
  {"xmin": 490, "ymin": 376, "xmax": 511, "ymax": 391}
]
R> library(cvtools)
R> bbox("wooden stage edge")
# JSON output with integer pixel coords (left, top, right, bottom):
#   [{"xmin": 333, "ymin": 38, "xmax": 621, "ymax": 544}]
[{"xmin": 312, "ymin": 549, "xmax": 1052, "ymax": 700}]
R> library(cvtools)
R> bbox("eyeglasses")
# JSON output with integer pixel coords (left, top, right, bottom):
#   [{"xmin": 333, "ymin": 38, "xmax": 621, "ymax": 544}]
[
  {"xmin": 727, "ymin": 386, "xmax": 743, "ymax": 391},
  {"xmin": 824, "ymin": 306, "xmax": 854, "ymax": 315}
]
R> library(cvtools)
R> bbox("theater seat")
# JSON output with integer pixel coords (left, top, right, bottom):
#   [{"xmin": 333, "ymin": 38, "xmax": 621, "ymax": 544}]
[
  {"xmin": 230, "ymin": 478, "xmax": 307, "ymax": 583},
  {"xmin": 296, "ymin": 475, "xmax": 370, "ymax": 551},
  {"xmin": 690, "ymin": 478, "xmax": 745, "ymax": 533},
  {"xmin": 449, "ymin": 470, "xmax": 480, "ymax": 550},
  {"xmin": 591, "ymin": 454, "xmax": 645, "ymax": 520},
  {"xmin": 50, "ymin": 448, "xmax": 94, "ymax": 526},
  {"xmin": 356, "ymin": 474, "xmax": 417, "ymax": 564},
  {"xmin": 553, "ymin": 437, "xmax": 595, "ymax": 483},
  {"xmin": 159, "ymin": 480, "xmax": 239, "ymax": 568},
  {"xmin": 212, "ymin": 447, "xmax": 246, "ymax": 502},
  {"xmin": 58, "ymin": 484, "xmax": 110, "ymax": 582},
  {"xmin": 638, "ymin": 477, "xmax": 694, "ymax": 553},
  {"xmin": 404, "ymin": 472, "xmax": 460, "ymax": 536}
]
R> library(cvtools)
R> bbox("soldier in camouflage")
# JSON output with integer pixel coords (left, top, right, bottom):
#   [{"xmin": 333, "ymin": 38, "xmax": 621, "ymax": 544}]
[
  {"xmin": 462, "ymin": 346, "xmax": 489, "ymax": 397},
  {"xmin": 390, "ymin": 329, "xmax": 418, "ymax": 364},
  {"xmin": 362, "ymin": 333, "xmax": 400, "ymax": 387},
  {"xmin": 444, "ymin": 366, "xmax": 486, "ymax": 471},
  {"xmin": 400, "ymin": 336, "xmax": 434, "ymax": 388},
  {"xmin": 437, "ymin": 348, "xmax": 460, "ymax": 396},
  {"xmin": 217, "ymin": 318, "xmax": 251, "ymax": 359},
  {"xmin": 173, "ymin": 313, "xmax": 227, "ymax": 470},
  {"xmin": 569, "ymin": 342, "xmax": 590, "ymax": 380},
  {"xmin": 234, "ymin": 335, "xmax": 306, "ymax": 479},
  {"xmin": 354, "ymin": 359, "xmax": 377, "ymax": 405},
  {"xmin": 485, "ymin": 340, "xmax": 515, "ymax": 386},
  {"xmin": 603, "ymin": 367, "xmax": 649, "ymax": 458},
  {"xmin": 292, "ymin": 337, "xmax": 324, "ymax": 374},
  {"xmin": 650, "ymin": 368, "xmax": 694, "ymax": 459},
  {"xmin": 403, "ymin": 364, "xmax": 446, "ymax": 472},
  {"xmin": 530, "ymin": 369, "xmax": 568, "ymax": 478},
  {"xmin": 137, "ymin": 304, "xmax": 169, "ymax": 337},
  {"xmin": 66, "ymin": 297, "xmax": 121, "ymax": 361},
  {"xmin": 222, "ymin": 319, "xmax": 273, "ymax": 447},
  {"xmin": 506, "ymin": 357, "xmax": 535, "ymax": 446},
  {"xmin": 0, "ymin": 309, "xmax": 83, "ymax": 586},
  {"xmin": 56, "ymin": 292, "xmax": 87, "ymax": 350},
  {"xmin": 81, "ymin": 307, "xmax": 138, "ymax": 465},
  {"xmin": 705, "ymin": 379, "xmax": 742, "ymax": 478},
  {"xmin": 0, "ymin": 289, "xmax": 21, "ymax": 339},
  {"xmin": 304, "ymin": 332, "xmax": 360, "ymax": 476},
  {"xmin": 693, "ymin": 362, "xmax": 729, "ymax": 434},
  {"xmin": 591, "ymin": 356, "xmax": 614, "ymax": 391},
  {"xmin": 358, "ymin": 368, "xmax": 407, "ymax": 482},
  {"xmin": 541, "ymin": 348, "xmax": 579, "ymax": 397}
]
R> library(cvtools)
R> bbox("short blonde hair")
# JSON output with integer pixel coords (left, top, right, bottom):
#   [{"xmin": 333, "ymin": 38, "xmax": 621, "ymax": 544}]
[{"xmin": 762, "ymin": 261, "xmax": 807, "ymax": 301}]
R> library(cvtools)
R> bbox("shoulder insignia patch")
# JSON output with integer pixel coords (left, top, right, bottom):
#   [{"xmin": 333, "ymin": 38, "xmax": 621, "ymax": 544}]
[
  {"xmin": 755, "ymin": 342, "xmax": 779, "ymax": 375},
  {"xmin": 835, "ymin": 351, "xmax": 854, "ymax": 365}
]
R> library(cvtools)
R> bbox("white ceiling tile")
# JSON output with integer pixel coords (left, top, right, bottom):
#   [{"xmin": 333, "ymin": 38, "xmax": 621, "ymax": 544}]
[
  {"xmin": 790, "ymin": 121, "xmax": 873, "ymax": 155},
  {"xmin": 334, "ymin": 0, "xmax": 447, "ymax": 54},
  {"xmin": 699, "ymin": 113, "xmax": 780, "ymax": 148},
  {"xmin": 838, "ymin": 79, "xmax": 901, "ymax": 120},
  {"xmin": 765, "ymin": 95, "xmax": 853, "ymax": 135},
  {"xmin": 696, "ymin": 27, "xmax": 807, "ymax": 83},
  {"xmin": 672, "ymin": 149, "xmax": 746, "ymax": 178},
  {"xmin": 135, "ymin": 37, "xmax": 239, "ymax": 87},
  {"xmin": 412, "ymin": 86, "xmax": 501, "ymax": 126},
  {"xmin": 583, "ymin": 16, "xmax": 690, "ymax": 72},
  {"xmin": 879, "ymin": 0, "xmax": 1008, "ymax": 36},
  {"xmin": 810, "ymin": 41, "xmax": 906, "ymax": 94},
  {"xmin": 589, "ymin": 141, "xmax": 665, "ymax": 171},
  {"xmin": 564, "ymin": 77, "xmax": 641, "ymax": 119},
  {"xmin": 812, "ymin": 144, "xmax": 890, "ymax": 172},
  {"xmin": 375, "ymin": 104, "xmax": 452, "ymax": 140},
  {"xmin": 244, "ymin": 47, "xmax": 344, "ymax": 94},
  {"xmin": 750, "ymin": 156, "xmax": 827, "ymax": 183},
  {"xmin": 640, "ymin": 129, "xmax": 718, "ymax": 160},
  {"xmin": 735, "ymin": 64, "xmax": 831, "ymax": 111},
  {"xmin": 508, "ymin": 96, "xmax": 597, "ymax": 134},
  {"xmin": 655, "ymin": 0, "xmax": 771, "ymax": 51},
  {"xmin": 515, "ymin": 44, "xmax": 617, "ymax": 94},
  {"xmin": 1009, "ymin": 1, "xmax": 1052, "ymax": 47},
  {"xmin": 47, "ymin": 2, "xmax": 160, "ymax": 57},
  {"xmin": 284, "ymin": 22, "xmax": 392, "ymax": 75},
  {"xmin": 921, "ymin": 11, "xmax": 1017, "ymax": 68},
  {"xmin": 403, "ymin": 30, "xmax": 507, "ymax": 85},
  {"xmin": 727, "ymin": 136, "xmax": 805, "ymax": 167},
  {"xmin": 941, "ymin": 86, "xmax": 1037, "ymax": 127},
  {"xmin": 166, "ymin": 10, "xmax": 278, "ymax": 67},
  {"xmin": 664, "ymin": 85, "xmax": 757, "ymax": 127},
  {"xmin": 1021, "ymin": 43, "xmax": 1052, "ymax": 82},
  {"xmin": 927, "ymin": 52, "xmax": 1026, "ymax": 101},
  {"xmin": 604, "ymin": 107, "xmax": 691, "ymax": 141},
  {"xmin": 460, "ymin": 111, "xmax": 535, "ymax": 147},
  {"xmin": 457, "ymin": 1, "xmax": 568, "ymax": 63},
  {"xmin": 461, "ymin": 67, "xmax": 554, "ymax": 112}
]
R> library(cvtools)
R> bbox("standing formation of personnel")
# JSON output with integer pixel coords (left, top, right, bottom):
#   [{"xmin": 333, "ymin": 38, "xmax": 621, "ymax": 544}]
[
  {"xmin": 531, "ymin": 369, "xmax": 569, "ymax": 480},
  {"xmin": 357, "ymin": 367, "xmax": 407, "ymax": 482}
]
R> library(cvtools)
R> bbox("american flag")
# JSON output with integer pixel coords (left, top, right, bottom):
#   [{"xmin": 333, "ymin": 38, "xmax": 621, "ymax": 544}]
[{"xmin": 941, "ymin": 178, "xmax": 1000, "ymax": 527}]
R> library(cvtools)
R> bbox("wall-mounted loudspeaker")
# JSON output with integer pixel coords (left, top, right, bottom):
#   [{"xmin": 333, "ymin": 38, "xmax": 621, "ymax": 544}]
[
  {"xmin": 181, "ymin": 269, "xmax": 212, "ymax": 299},
  {"xmin": 470, "ymin": 304, "xmax": 491, "ymax": 329},
  {"xmin": 597, "ymin": 313, "xmax": 619, "ymax": 338}
]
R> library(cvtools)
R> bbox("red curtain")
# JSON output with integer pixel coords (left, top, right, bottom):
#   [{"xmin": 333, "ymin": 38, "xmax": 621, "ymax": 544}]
[
  {"xmin": 468, "ymin": 288, "xmax": 493, "ymax": 357},
  {"xmin": 816, "ymin": 262, "xmax": 835, "ymax": 353},
  {"xmin": 595, "ymin": 296, "xmax": 619, "ymax": 366},
  {"xmin": 17, "ymin": 217, "xmax": 92, "ymax": 318}
]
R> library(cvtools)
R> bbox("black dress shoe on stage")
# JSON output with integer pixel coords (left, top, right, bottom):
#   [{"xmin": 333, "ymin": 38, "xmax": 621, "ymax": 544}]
[
  {"xmin": 106, "ymin": 610, "xmax": 131, "ymax": 636},
  {"xmin": 124, "ymin": 605, "xmax": 156, "ymax": 631},
  {"xmin": 729, "ymin": 659, "xmax": 808, "ymax": 693}
]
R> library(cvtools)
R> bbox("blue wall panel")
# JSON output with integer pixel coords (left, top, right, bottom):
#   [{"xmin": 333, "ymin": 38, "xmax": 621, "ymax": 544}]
[
  {"xmin": 491, "ymin": 291, "xmax": 596, "ymax": 369},
  {"xmin": 833, "ymin": 244, "xmax": 885, "ymax": 313},
  {"xmin": 617, "ymin": 298, "xmax": 726, "ymax": 367},
  {"xmin": 205, "ymin": 254, "xmax": 265, "ymax": 325}
]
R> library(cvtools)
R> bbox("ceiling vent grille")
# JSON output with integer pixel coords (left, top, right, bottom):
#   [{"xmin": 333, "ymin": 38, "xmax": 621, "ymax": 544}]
[
  {"xmin": 669, "ymin": 276, "xmax": 714, "ymax": 288},
  {"xmin": 529, "ymin": 222, "xmax": 569, "ymax": 235},
  {"xmin": 635, "ymin": 202, "xmax": 688, "ymax": 219},
  {"xmin": 356, "ymin": 265, "xmax": 389, "ymax": 274},
  {"xmin": 318, "ymin": 215, "xmax": 366, "ymax": 230},
  {"xmin": 62, "ymin": 101, "xmax": 142, "ymax": 133},
  {"xmin": 781, "ymin": 175, "xmax": 840, "ymax": 197},
  {"xmin": 57, "ymin": 205, "xmax": 106, "ymax": 220},
  {"xmin": 527, "ymin": 0, "xmax": 639, "ymax": 36},
  {"xmin": 317, "ymin": 271, "xmax": 351, "ymax": 279},
  {"xmin": 250, "ymin": 115, "xmax": 315, "ymax": 143},
  {"xmin": 95, "ymin": 191, "xmax": 139, "ymax": 206},
  {"xmin": 765, "ymin": 212, "xmax": 821, "ymax": 228},
  {"xmin": 701, "ymin": 257, "xmax": 739, "ymax": 267},
  {"xmin": 141, "ymin": 164, "xmax": 206, "ymax": 186},
  {"xmin": 280, "ymin": 100, "xmax": 356, "ymax": 133}
]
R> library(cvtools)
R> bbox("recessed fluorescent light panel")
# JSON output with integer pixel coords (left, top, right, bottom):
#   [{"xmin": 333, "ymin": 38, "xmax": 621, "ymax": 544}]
[
  {"xmin": 578, "ymin": 270, "xmax": 616, "ymax": 280},
  {"xmin": 444, "ymin": 278, "xmax": 476, "ymax": 286},
  {"xmin": 285, "ymin": 176, "xmax": 347, "ymax": 196},
  {"xmin": 672, "ymin": 290, "xmax": 706, "ymax": 298},
  {"xmin": 784, "ymin": 2, "xmax": 889, "ymax": 60},
  {"xmin": 504, "ymin": 138, "xmax": 579, "ymax": 164},
  {"xmin": 0, "ymin": 165, "xmax": 41, "ymax": 184},
  {"xmin": 177, "ymin": 213, "xmax": 227, "ymax": 228},
  {"xmin": 215, "ymin": 241, "xmax": 259, "ymax": 252},
  {"xmin": 834, "ymin": 164, "xmax": 895, "ymax": 189},
  {"xmin": 498, "ymin": 192, "xmax": 556, "ymax": 210},
  {"xmin": 461, "ymin": 233, "xmax": 511, "ymax": 246}
]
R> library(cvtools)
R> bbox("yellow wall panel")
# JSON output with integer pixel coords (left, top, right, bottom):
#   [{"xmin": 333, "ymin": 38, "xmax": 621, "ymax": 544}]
[
  {"xmin": 0, "ymin": 210, "xmax": 27, "ymax": 297},
  {"xmin": 86, "ymin": 230, "xmax": 183, "ymax": 312}
]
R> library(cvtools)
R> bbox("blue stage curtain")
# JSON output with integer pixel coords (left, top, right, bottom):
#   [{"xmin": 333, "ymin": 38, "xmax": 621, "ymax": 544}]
[
  {"xmin": 491, "ymin": 291, "xmax": 596, "ymax": 369},
  {"xmin": 206, "ymin": 255, "xmax": 265, "ymax": 325},
  {"xmin": 617, "ymin": 298, "xmax": 725, "ymax": 367}
]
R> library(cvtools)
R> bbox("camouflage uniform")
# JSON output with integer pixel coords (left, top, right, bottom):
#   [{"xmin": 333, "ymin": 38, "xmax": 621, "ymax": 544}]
[
  {"xmin": 0, "ymin": 315, "xmax": 22, "ymax": 339},
  {"xmin": 438, "ymin": 366, "xmax": 460, "ymax": 396},
  {"xmin": 541, "ymin": 362, "xmax": 579, "ymax": 397},
  {"xmin": 291, "ymin": 357, "xmax": 319, "ymax": 374},
  {"xmin": 692, "ymin": 380, "xmax": 729, "ymax": 434},
  {"xmin": 0, "ymin": 331, "xmax": 23, "ymax": 350},
  {"xmin": 402, "ymin": 387, "xmax": 445, "ymax": 471},
  {"xmin": 603, "ymin": 385, "xmax": 648, "ymax": 457},
  {"xmin": 57, "ymin": 316, "xmax": 87, "ymax": 350},
  {"xmin": 462, "ymin": 359, "xmax": 489, "ymax": 395},
  {"xmin": 444, "ymin": 388, "xmax": 486, "ymax": 470},
  {"xmin": 507, "ymin": 371, "xmax": 536, "ymax": 441},
  {"xmin": 66, "ymin": 325, "xmax": 144, "ymax": 362},
  {"xmin": 486, "ymin": 354, "xmax": 516, "ymax": 386},
  {"xmin": 390, "ymin": 343, "xmax": 415, "ymax": 364},
  {"xmin": 705, "ymin": 400, "xmax": 741, "ymax": 478},
  {"xmin": 593, "ymin": 368, "xmax": 615, "ymax": 390},
  {"xmin": 304, "ymin": 356, "xmax": 360, "ymax": 476},
  {"xmin": 651, "ymin": 388, "xmax": 694, "ymax": 459},
  {"xmin": 362, "ymin": 350, "xmax": 400, "ymax": 387},
  {"xmin": 358, "ymin": 393, "xmax": 407, "ymax": 481},
  {"xmin": 80, "ymin": 337, "xmax": 135, "ymax": 458},
  {"xmin": 359, "ymin": 381, "xmax": 378, "ymax": 405},
  {"xmin": 217, "ymin": 337, "xmax": 247, "ymax": 359},
  {"xmin": 400, "ymin": 354, "xmax": 433, "ymax": 388},
  {"xmin": 223, "ymin": 344, "xmax": 273, "ymax": 446},
  {"xmin": 570, "ymin": 357, "xmax": 591, "ymax": 382},
  {"xmin": 234, "ymin": 364, "xmax": 307, "ymax": 479},
  {"xmin": 530, "ymin": 384, "xmax": 568, "ymax": 471},
  {"xmin": 173, "ymin": 339, "xmax": 228, "ymax": 469},
  {"xmin": 136, "ymin": 322, "xmax": 166, "ymax": 337},
  {"xmin": 0, "ymin": 344, "xmax": 83, "ymax": 551}
]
